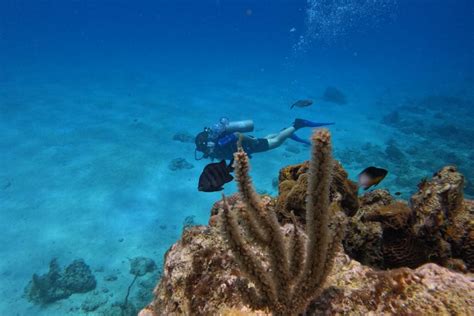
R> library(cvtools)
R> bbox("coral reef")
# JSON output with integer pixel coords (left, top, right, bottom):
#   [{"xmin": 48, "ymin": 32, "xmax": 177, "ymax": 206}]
[
  {"xmin": 344, "ymin": 166, "xmax": 474, "ymax": 271},
  {"xmin": 182, "ymin": 215, "xmax": 197, "ymax": 233},
  {"xmin": 25, "ymin": 258, "xmax": 96, "ymax": 305},
  {"xmin": 411, "ymin": 166, "xmax": 473, "ymax": 270},
  {"xmin": 139, "ymin": 130, "xmax": 473, "ymax": 314},
  {"xmin": 140, "ymin": 226, "xmax": 473, "ymax": 315},
  {"xmin": 140, "ymin": 226, "xmax": 240, "ymax": 315},
  {"xmin": 277, "ymin": 159, "xmax": 359, "ymax": 217},
  {"xmin": 379, "ymin": 94, "xmax": 474, "ymax": 197}
]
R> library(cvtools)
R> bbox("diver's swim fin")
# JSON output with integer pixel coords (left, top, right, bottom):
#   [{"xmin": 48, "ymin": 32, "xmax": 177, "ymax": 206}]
[
  {"xmin": 289, "ymin": 133, "xmax": 311, "ymax": 145},
  {"xmin": 293, "ymin": 118, "xmax": 335, "ymax": 130}
]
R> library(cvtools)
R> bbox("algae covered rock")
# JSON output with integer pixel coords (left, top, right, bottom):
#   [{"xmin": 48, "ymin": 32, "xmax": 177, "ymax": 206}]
[
  {"xmin": 145, "ymin": 226, "xmax": 241, "ymax": 315},
  {"xmin": 25, "ymin": 258, "xmax": 96, "ymax": 305},
  {"xmin": 130, "ymin": 257, "xmax": 157, "ymax": 277},
  {"xmin": 345, "ymin": 166, "xmax": 473, "ymax": 271},
  {"xmin": 139, "ymin": 160, "xmax": 473, "ymax": 314},
  {"xmin": 277, "ymin": 160, "xmax": 359, "ymax": 217},
  {"xmin": 141, "ymin": 226, "xmax": 474, "ymax": 315},
  {"xmin": 343, "ymin": 217, "xmax": 384, "ymax": 267},
  {"xmin": 62, "ymin": 259, "xmax": 97, "ymax": 293},
  {"xmin": 410, "ymin": 165, "xmax": 472, "ymax": 268}
]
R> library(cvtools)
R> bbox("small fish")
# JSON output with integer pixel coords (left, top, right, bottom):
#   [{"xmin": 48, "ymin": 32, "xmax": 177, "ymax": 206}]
[
  {"xmin": 358, "ymin": 166, "xmax": 388, "ymax": 190},
  {"xmin": 290, "ymin": 99, "xmax": 313, "ymax": 109},
  {"xmin": 394, "ymin": 191, "xmax": 402, "ymax": 196},
  {"xmin": 198, "ymin": 159, "xmax": 234, "ymax": 192},
  {"xmin": 289, "ymin": 27, "xmax": 296, "ymax": 33}
]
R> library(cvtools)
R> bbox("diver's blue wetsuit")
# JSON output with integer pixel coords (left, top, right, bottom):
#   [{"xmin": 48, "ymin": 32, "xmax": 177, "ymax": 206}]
[
  {"xmin": 210, "ymin": 133, "xmax": 269, "ymax": 160},
  {"xmin": 206, "ymin": 118, "xmax": 334, "ymax": 160}
]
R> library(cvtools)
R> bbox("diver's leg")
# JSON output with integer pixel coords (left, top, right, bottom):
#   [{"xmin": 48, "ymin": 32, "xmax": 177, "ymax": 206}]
[
  {"xmin": 265, "ymin": 126, "xmax": 296, "ymax": 149},
  {"xmin": 266, "ymin": 119, "xmax": 335, "ymax": 149},
  {"xmin": 240, "ymin": 134, "xmax": 259, "ymax": 144}
]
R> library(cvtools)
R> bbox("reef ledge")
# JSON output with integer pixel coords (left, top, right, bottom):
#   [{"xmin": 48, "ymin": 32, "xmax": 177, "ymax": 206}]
[{"xmin": 140, "ymin": 146, "xmax": 473, "ymax": 315}]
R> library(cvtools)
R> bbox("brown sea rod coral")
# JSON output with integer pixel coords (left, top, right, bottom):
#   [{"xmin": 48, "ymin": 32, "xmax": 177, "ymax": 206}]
[{"xmin": 220, "ymin": 129, "xmax": 344, "ymax": 315}]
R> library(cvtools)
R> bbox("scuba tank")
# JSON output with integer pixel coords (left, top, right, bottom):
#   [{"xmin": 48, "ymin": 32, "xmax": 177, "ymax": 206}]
[
  {"xmin": 210, "ymin": 117, "xmax": 254, "ymax": 138},
  {"xmin": 225, "ymin": 119, "xmax": 254, "ymax": 133},
  {"xmin": 210, "ymin": 117, "xmax": 254, "ymax": 147}
]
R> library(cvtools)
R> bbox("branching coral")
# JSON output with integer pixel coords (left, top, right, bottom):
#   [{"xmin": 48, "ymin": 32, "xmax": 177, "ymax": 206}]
[{"xmin": 219, "ymin": 129, "xmax": 344, "ymax": 315}]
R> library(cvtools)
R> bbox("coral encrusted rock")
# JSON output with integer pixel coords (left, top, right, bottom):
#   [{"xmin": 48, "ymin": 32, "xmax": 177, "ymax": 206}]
[
  {"xmin": 277, "ymin": 160, "xmax": 359, "ymax": 217},
  {"xmin": 140, "ymin": 226, "xmax": 474, "ymax": 315},
  {"xmin": 25, "ymin": 258, "xmax": 96, "ymax": 305},
  {"xmin": 138, "ymin": 159, "xmax": 473, "ymax": 314},
  {"xmin": 410, "ymin": 165, "xmax": 473, "ymax": 270},
  {"xmin": 344, "ymin": 166, "xmax": 474, "ymax": 271}
]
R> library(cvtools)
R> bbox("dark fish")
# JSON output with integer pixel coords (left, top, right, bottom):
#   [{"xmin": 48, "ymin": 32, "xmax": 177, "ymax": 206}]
[
  {"xmin": 358, "ymin": 166, "xmax": 388, "ymax": 190},
  {"xmin": 198, "ymin": 159, "xmax": 234, "ymax": 192},
  {"xmin": 290, "ymin": 99, "xmax": 313, "ymax": 109},
  {"xmin": 322, "ymin": 86, "xmax": 347, "ymax": 105},
  {"xmin": 395, "ymin": 191, "xmax": 402, "ymax": 196}
]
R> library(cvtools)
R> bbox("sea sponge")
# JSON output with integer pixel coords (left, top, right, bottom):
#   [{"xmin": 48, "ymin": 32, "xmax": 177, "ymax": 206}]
[
  {"xmin": 277, "ymin": 160, "xmax": 358, "ymax": 218},
  {"xmin": 347, "ymin": 166, "xmax": 474, "ymax": 271},
  {"xmin": 343, "ymin": 218, "xmax": 384, "ymax": 267},
  {"xmin": 411, "ymin": 166, "xmax": 472, "ymax": 269},
  {"xmin": 382, "ymin": 229, "xmax": 428, "ymax": 269},
  {"xmin": 363, "ymin": 201, "xmax": 412, "ymax": 230}
]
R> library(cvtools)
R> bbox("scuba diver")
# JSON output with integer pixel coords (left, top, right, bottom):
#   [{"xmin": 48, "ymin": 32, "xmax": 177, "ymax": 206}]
[
  {"xmin": 195, "ymin": 117, "xmax": 335, "ymax": 192},
  {"xmin": 194, "ymin": 117, "xmax": 334, "ymax": 161}
]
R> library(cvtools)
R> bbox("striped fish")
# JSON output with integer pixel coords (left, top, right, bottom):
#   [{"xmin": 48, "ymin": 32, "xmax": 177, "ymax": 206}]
[{"xmin": 198, "ymin": 159, "xmax": 234, "ymax": 192}]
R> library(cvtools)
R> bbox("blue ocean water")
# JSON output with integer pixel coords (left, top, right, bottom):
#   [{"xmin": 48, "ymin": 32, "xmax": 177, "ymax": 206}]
[{"xmin": 0, "ymin": 0, "xmax": 473, "ymax": 314}]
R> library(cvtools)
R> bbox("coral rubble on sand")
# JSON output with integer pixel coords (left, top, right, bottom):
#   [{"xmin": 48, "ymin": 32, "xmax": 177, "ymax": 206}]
[
  {"xmin": 168, "ymin": 157, "xmax": 194, "ymax": 171},
  {"xmin": 140, "ymin": 130, "xmax": 473, "ymax": 315},
  {"xmin": 24, "ymin": 259, "xmax": 96, "ymax": 305}
]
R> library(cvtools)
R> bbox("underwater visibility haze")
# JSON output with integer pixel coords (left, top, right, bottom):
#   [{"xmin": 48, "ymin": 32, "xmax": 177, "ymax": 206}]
[{"xmin": 1, "ymin": 0, "xmax": 473, "ymax": 315}]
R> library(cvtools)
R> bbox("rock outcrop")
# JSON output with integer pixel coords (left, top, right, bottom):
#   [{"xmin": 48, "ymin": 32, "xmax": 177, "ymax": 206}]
[
  {"xmin": 140, "ymin": 226, "xmax": 473, "ymax": 315},
  {"xmin": 344, "ymin": 166, "xmax": 474, "ymax": 271},
  {"xmin": 140, "ymin": 142, "xmax": 474, "ymax": 314}
]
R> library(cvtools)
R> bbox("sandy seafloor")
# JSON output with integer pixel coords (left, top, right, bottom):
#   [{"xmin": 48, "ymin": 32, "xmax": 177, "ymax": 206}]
[{"xmin": 1, "ymin": 56, "xmax": 473, "ymax": 314}]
